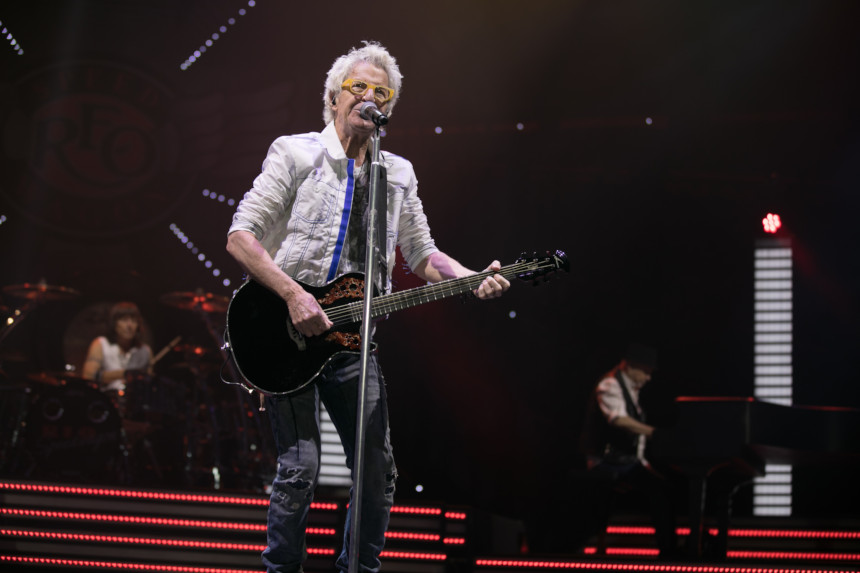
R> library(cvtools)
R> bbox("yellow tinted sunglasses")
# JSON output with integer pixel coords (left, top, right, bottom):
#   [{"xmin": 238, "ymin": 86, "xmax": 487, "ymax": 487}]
[{"xmin": 341, "ymin": 79, "xmax": 395, "ymax": 104}]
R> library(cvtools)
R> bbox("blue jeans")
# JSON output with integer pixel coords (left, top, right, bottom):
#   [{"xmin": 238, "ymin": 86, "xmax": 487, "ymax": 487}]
[{"xmin": 262, "ymin": 354, "xmax": 397, "ymax": 573}]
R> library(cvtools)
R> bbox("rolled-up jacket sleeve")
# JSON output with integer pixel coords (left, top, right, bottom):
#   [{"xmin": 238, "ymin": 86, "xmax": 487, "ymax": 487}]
[
  {"xmin": 392, "ymin": 161, "xmax": 438, "ymax": 272},
  {"xmin": 596, "ymin": 377, "xmax": 628, "ymax": 424}
]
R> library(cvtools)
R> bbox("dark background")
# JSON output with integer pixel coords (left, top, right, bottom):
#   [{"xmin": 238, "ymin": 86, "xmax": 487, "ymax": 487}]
[{"xmin": 1, "ymin": 0, "xmax": 858, "ymax": 526}]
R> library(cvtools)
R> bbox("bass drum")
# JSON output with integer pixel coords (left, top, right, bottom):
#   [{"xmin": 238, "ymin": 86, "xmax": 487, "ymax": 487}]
[{"xmin": 23, "ymin": 381, "xmax": 122, "ymax": 483}]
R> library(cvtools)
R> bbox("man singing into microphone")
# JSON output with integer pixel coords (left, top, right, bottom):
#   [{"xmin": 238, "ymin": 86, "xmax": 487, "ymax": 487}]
[{"xmin": 226, "ymin": 41, "xmax": 510, "ymax": 573}]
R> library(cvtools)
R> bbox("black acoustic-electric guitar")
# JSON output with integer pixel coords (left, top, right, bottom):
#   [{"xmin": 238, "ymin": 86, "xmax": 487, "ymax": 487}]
[{"xmin": 225, "ymin": 250, "xmax": 568, "ymax": 395}]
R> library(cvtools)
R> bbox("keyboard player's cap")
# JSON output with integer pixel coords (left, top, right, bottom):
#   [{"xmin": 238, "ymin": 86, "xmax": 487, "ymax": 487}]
[{"xmin": 623, "ymin": 342, "xmax": 658, "ymax": 372}]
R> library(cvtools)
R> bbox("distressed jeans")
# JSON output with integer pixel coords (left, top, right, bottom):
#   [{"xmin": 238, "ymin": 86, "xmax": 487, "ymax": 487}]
[{"xmin": 262, "ymin": 354, "xmax": 397, "ymax": 573}]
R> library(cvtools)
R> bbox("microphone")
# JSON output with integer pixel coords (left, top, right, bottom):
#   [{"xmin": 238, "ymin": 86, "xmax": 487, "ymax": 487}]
[{"xmin": 359, "ymin": 102, "xmax": 389, "ymax": 126}]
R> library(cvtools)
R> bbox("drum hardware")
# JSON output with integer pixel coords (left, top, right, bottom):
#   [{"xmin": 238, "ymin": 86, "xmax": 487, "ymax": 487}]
[
  {"xmin": 159, "ymin": 290, "xmax": 229, "ymax": 314},
  {"xmin": 159, "ymin": 287, "xmax": 274, "ymax": 491},
  {"xmin": 0, "ymin": 281, "xmax": 81, "ymax": 346},
  {"xmin": 19, "ymin": 383, "xmax": 122, "ymax": 483}
]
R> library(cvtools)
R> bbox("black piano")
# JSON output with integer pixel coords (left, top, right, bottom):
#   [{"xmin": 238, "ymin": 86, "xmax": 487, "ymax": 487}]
[{"xmin": 649, "ymin": 396, "xmax": 860, "ymax": 558}]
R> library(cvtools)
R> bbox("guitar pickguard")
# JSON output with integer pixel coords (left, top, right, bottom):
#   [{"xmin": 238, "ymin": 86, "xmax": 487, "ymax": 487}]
[
  {"xmin": 325, "ymin": 331, "xmax": 361, "ymax": 350},
  {"xmin": 318, "ymin": 276, "xmax": 365, "ymax": 305}
]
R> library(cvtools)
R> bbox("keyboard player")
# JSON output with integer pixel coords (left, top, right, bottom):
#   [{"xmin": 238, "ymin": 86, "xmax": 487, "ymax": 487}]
[{"xmin": 579, "ymin": 343, "xmax": 679, "ymax": 559}]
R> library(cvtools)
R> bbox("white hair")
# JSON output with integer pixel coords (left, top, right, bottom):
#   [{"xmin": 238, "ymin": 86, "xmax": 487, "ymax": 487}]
[{"xmin": 322, "ymin": 41, "xmax": 403, "ymax": 125}]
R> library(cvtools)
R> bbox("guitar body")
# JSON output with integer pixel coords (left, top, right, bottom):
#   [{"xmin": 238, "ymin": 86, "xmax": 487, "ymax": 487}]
[
  {"xmin": 226, "ymin": 274, "xmax": 373, "ymax": 396},
  {"xmin": 226, "ymin": 250, "xmax": 568, "ymax": 396}
]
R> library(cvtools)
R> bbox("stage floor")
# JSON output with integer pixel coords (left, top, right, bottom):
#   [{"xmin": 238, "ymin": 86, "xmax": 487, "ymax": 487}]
[{"xmin": 1, "ymin": 479, "xmax": 858, "ymax": 573}]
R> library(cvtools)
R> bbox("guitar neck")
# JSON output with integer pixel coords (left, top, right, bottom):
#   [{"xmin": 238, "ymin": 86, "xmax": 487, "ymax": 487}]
[{"xmin": 327, "ymin": 259, "xmax": 553, "ymax": 327}]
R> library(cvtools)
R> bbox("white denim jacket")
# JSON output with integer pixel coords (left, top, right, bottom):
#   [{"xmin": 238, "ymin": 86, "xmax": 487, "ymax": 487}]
[{"xmin": 229, "ymin": 122, "xmax": 439, "ymax": 293}]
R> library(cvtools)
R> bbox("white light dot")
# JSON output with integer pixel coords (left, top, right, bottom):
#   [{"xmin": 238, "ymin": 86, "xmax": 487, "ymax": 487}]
[
  {"xmin": 205, "ymin": 40, "xmax": 213, "ymax": 47},
  {"xmin": 434, "ymin": 127, "xmax": 443, "ymax": 134},
  {"xmin": 508, "ymin": 310, "xmax": 517, "ymax": 319},
  {"xmin": 220, "ymin": 26, "xmax": 227, "ymax": 33},
  {"xmin": 205, "ymin": 261, "xmax": 213, "ymax": 268},
  {"xmin": 223, "ymin": 278, "xmax": 231, "ymax": 287},
  {"xmin": 213, "ymin": 269, "xmax": 221, "ymax": 277},
  {"xmin": 248, "ymin": 0, "xmax": 256, "ymax": 6},
  {"xmin": 218, "ymin": 194, "xmax": 226, "ymax": 202},
  {"xmin": 516, "ymin": 123, "xmax": 524, "ymax": 131},
  {"xmin": 212, "ymin": 33, "xmax": 220, "ymax": 40},
  {"xmin": 415, "ymin": 484, "xmax": 424, "ymax": 493},
  {"xmin": 202, "ymin": 189, "xmax": 210, "ymax": 197},
  {"xmin": 645, "ymin": 117, "xmax": 653, "ymax": 125},
  {"xmin": 198, "ymin": 254, "xmax": 206, "ymax": 261},
  {"xmin": 228, "ymin": 199, "xmax": 236, "ymax": 206},
  {"xmin": 228, "ymin": 18, "xmax": 236, "ymax": 25},
  {"xmin": 239, "ymin": 8, "xmax": 246, "ymax": 15}
]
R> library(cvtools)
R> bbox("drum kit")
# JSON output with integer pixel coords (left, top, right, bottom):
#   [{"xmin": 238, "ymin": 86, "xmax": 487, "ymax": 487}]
[{"xmin": 0, "ymin": 281, "xmax": 274, "ymax": 491}]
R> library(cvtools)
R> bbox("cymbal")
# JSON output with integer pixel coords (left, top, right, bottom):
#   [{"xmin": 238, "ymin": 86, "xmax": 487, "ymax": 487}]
[
  {"xmin": 160, "ymin": 291, "xmax": 229, "ymax": 313},
  {"xmin": 3, "ymin": 282, "xmax": 81, "ymax": 301}
]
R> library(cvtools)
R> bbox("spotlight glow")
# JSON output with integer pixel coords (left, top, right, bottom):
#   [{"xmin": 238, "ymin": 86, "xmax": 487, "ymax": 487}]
[{"xmin": 762, "ymin": 212, "xmax": 782, "ymax": 234}]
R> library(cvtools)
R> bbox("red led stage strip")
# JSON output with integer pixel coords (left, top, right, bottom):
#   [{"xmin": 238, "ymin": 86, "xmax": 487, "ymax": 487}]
[
  {"xmin": 608, "ymin": 526, "xmax": 719, "ymax": 537},
  {"xmin": 0, "ymin": 480, "xmax": 342, "ymax": 512},
  {"xmin": 583, "ymin": 547, "xmax": 659, "ymax": 557},
  {"xmin": 1, "ymin": 528, "xmax": 266, "ymax": 551},
  {"xmin": 389, "ymin": 505, "xmax": 442, "ymax": 515},
  {"xmin": 0, "ymin": 555, "xmax": 262, "ymax": 573},
  {"xmin": 445, "ymin": 511, "xmax": 468, "ymax": 520},
  {"xmin": 475, "ymin": 558, "xmax": 853, "ymax": 572},
  {"xmin": 1, "ymin": 507, "xmax": 265, "ymax": 532},
  {"xmin": 385, "ymin": 531, "xmax": 440, "ymax": 541},
  {"xmin": 379, "ymin": 550, "xmax": 447, "ymax": 561},
  {"xmin": 443, "ymin": 537, "xmax": 466, "ymax": 545},
  {"xmin": 728, "ymin": 551, "xmax": 860, "ymax": 561},
  {"xmin": 727, "ymin": 529, "xmax": 860, "ymax": 540},
  {"xmin": 307, "ymin": 547, "xmax": 337, "ymax": 556},
  {"xmin": 1, "ymin": 527, "xmax": 336, "ymax": 548},
  {"xmin": 607, "ymin": 525, "xmax": 860, "ymax": 540},
  {"xmin": 586, "ymin": 546, "xmax": 860, "ymax": 564},
  {"xmin": 0, "ymin": 480, "xmax": 269, "ymax": 507}
]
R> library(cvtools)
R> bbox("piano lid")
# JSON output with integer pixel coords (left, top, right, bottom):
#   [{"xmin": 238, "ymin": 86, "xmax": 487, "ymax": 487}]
[{"xmin": 653, "ymin": 396, "xmax": 860, "ymax": 465}]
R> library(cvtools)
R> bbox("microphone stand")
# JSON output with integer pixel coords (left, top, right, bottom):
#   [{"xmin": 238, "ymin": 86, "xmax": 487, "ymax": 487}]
[{"xmin": 348, "ymin": 122, "xmax": 384, "ymax": 573}]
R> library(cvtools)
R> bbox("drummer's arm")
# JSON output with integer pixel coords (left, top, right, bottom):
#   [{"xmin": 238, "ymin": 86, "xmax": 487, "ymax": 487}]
[{"xmin": 82, "ymin": 338, "xmax": 125, "ymax": 385}]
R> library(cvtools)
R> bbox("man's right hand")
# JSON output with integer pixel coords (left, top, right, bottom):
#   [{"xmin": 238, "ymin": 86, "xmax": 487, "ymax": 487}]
[{"xmin": 286, "ymin": 289, "xmax": 333, "ymax": 337}]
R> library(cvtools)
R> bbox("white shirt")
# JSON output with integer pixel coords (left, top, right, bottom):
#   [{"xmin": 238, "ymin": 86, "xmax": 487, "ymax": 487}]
[
  {"xmin": 228, "ymin": 122, "xmax": 439, "ymax": 292},
  {"xmin": 595, "ymin": 370, "xmax": 647, "ymax": 463}
]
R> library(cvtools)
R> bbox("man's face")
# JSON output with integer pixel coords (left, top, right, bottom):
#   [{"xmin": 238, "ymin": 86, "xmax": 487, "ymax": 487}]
[
  {"xmin": 332, "ymin": 61, "xmax": 391, "ymax": 137},
  {"xmin": 625, "ymin": 362, "xmax": 653, "ymax": 389}
]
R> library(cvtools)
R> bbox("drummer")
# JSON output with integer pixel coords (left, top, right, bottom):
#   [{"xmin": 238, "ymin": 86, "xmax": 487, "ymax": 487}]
[{"xmin": 82, "ymin": 302, "xmax": 153, "ymax": 391}]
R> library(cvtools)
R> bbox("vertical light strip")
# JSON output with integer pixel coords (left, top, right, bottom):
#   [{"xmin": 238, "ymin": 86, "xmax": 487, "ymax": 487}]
[
  {"xmin": 752, "ymin": 238, "xmax": 793, "ymax": 516},
  {"xmin": 319, "ymin": 405, "xmax": 351, "ymax": 487}
]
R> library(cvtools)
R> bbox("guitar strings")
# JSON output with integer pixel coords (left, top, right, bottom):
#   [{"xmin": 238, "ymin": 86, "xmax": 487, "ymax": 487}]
[{"xmin": 323, "ymin": 260, "xmax": 559, "ymax": 326}]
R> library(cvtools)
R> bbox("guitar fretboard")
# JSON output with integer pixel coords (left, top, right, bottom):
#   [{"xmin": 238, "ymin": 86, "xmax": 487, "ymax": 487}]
[{"xmin": 324, "ymin": 258, "xmax": 561, "ymax": 327}]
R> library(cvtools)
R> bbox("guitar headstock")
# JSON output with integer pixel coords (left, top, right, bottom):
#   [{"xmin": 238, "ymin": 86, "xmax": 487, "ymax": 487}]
[{"xmin": 515, "ymin": 250, "xmax": 569, "ymax": 285}]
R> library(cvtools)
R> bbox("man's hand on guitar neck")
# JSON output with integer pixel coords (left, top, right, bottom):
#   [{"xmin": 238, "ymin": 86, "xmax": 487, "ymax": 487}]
[
  {"xmin": 414, "ymin": 252, "xmax": 510, "ymax": 300},
  {"xmin": 475, "ymin": 260, "xmax": 509, "ymax": 300}
]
